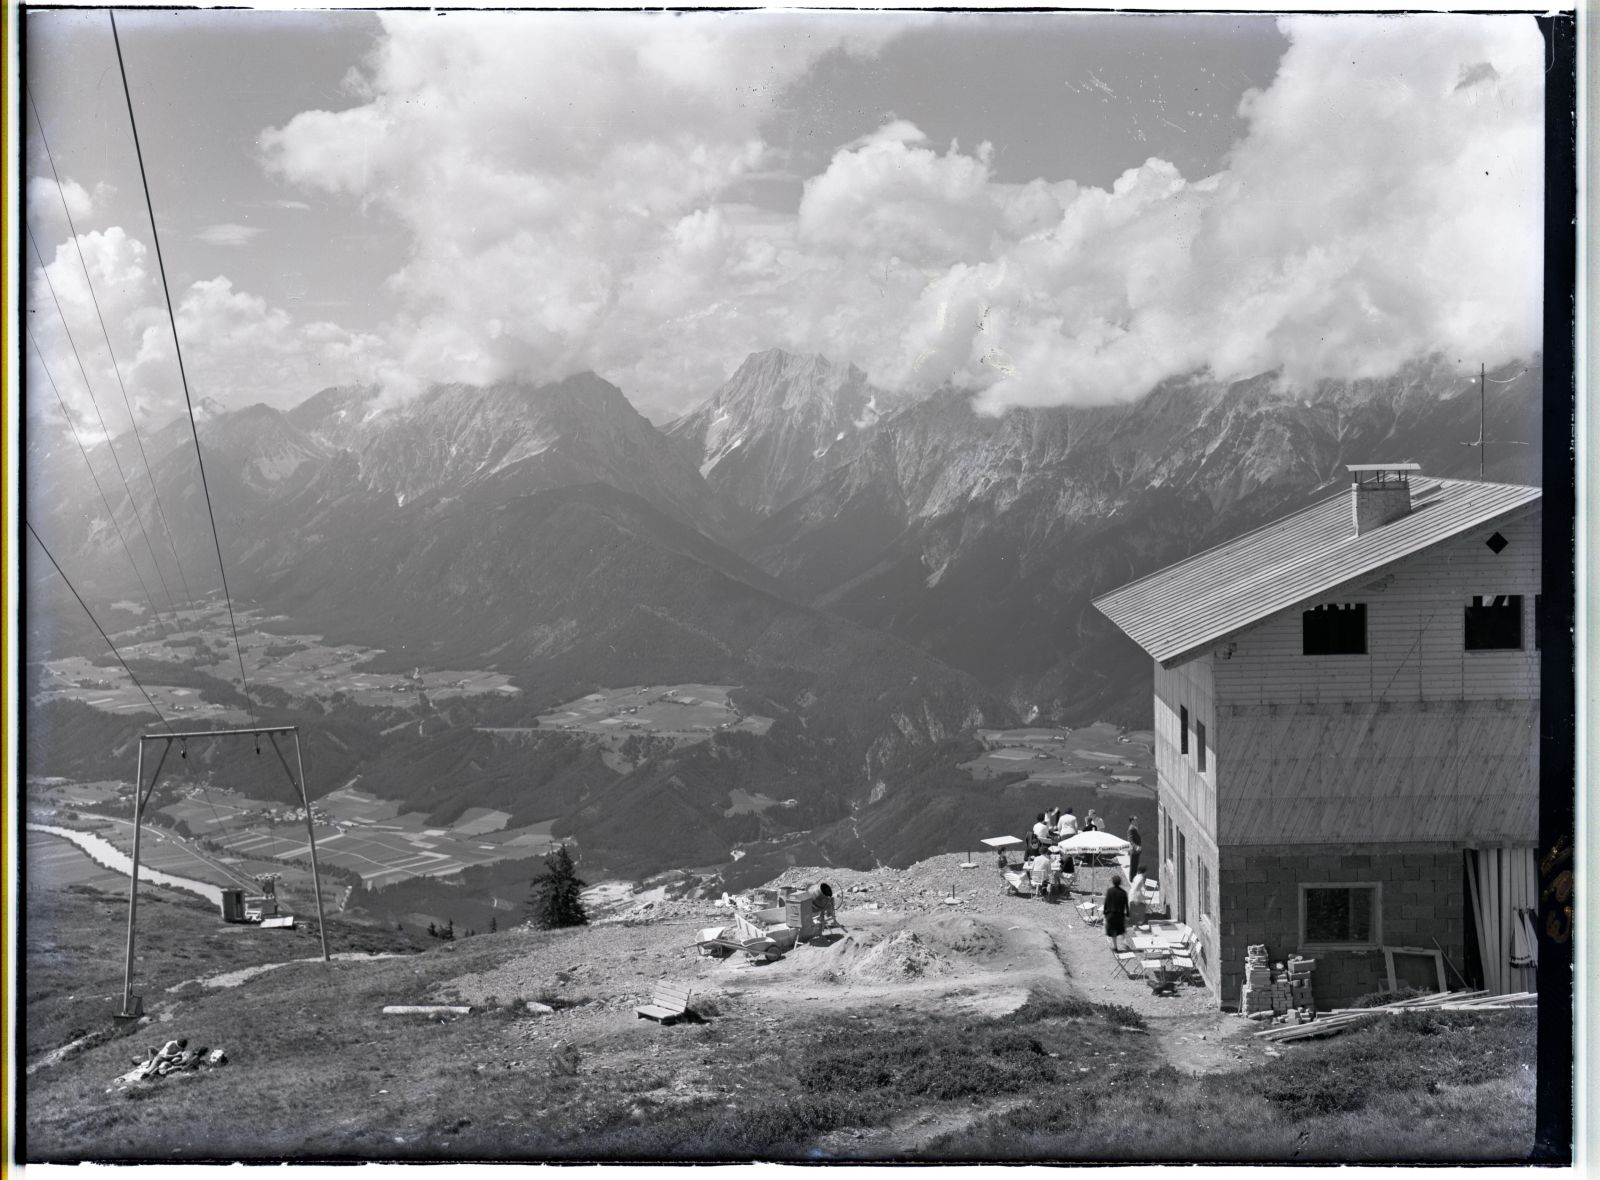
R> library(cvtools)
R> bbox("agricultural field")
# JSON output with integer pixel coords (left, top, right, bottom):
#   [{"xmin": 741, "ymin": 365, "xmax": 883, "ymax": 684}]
[
  {"xmin": 33, "ymin": 602, "xmax": 520, "ymax": 718},
  {"xmin": 244, "ymin": 785, "xmax": 555, "ymax": 889},
  {"xmin": 535, "ymin": 684, "xmax": 772, "ymax": 745},
  {"xmin": 32, "ymin": 656, "xmax": 253, "ymax": 725},
  {"xmin": 965, "ymin": 722, "xmax": 1155, "ymax": 794}
]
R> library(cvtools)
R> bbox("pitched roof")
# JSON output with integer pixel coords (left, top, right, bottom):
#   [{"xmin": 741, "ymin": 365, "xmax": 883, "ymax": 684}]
[{"xmin": 1092, "ymin": 477, "xmax": 1542, "ymax": 667}]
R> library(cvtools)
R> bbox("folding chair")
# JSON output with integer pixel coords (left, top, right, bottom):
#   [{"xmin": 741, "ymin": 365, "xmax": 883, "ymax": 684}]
[
  {"xmin": 1169, "ymin": 933, "xmax": 1200, "ymax": 984},
  {"xmin": 1077, "ymin": 901, "xmax": 1103, "ymax": 926},
  {"xmin": 1111, "ymin": 944, "xmax": 1143, "ymax": 979}
]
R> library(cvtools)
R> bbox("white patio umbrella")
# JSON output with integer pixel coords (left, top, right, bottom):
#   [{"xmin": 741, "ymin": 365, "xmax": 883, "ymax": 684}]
[{"xmin": 1060, "ymin": 831, "xmax": 1131, "ymax": 895}]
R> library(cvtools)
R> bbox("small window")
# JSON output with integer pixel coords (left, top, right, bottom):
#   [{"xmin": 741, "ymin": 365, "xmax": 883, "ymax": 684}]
[
  {"xmin": 1196, "ymin": 721, "xmax": 1207, "ymax": 772},
  {"xmin": 1179, "ymin": 706, "xmax": 1189, "ymax": 754},
  {"xmin": 1303, "ymin": 603, "xmax": 1367, "ymax": 655},
  {"xmin": 1465, "ymin": 595, "xmax": 1523, "ymax": 651},
  {"xmin": 1302, "ymin": 884, "xmax": 1380, "ymax": 947},
  {"xmin": 1199, "ymin": 861, "xmax": 1213, "ymax": 918}
]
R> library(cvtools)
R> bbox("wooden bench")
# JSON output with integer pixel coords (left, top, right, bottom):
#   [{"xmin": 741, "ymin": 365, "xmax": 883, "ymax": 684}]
[{"xmin": 635, "ymin": 982, "xmax": 693, "ymax": 1024}]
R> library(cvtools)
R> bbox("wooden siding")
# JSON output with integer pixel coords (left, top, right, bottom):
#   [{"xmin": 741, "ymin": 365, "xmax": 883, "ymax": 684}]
[
  {"xmin": 1212, "ymin": 512, "xmax": 1541, "ymax": 706},
  {"xmin": 1154, "ymin": 657, "xmax": 1217, "ymax": 844},
  {"xmin": 1214, "ymin": 700, "xmax": 1538, "ymax": 845}
]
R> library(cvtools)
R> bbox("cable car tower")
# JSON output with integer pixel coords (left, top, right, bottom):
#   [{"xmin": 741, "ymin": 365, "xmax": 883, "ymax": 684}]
[{"xmin": 117, "ymin": 726, "xmax": 330, "ymax": 1021}]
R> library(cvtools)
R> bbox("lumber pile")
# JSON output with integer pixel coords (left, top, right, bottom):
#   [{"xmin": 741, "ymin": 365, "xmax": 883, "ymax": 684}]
[
  {"xmin": 1253, "ymin": 989, "xmax": 1536, "ymax": 1043},
  {"xmin": 1238, "ymin": 945, "xmax": 1316, "ymax": 1023}
]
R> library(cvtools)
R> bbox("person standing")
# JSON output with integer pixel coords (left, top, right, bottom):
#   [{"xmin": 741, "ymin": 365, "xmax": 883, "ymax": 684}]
[
  {"xmin": 1103, "ymin": 874, "xmax": 1130, "ymax": 952},
  {"xmin": 1127, "ymin": 817, "xmax": 1143, "ymax": 879},
  {"xmin": 1128, "ymin": 870, "xmax": 1149, "ymax": 926}
]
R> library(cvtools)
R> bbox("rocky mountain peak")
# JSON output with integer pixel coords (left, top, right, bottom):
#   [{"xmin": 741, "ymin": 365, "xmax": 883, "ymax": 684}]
[{"xmin": 666, "ymin": 350, "xmax": 912, "ymax": 518}]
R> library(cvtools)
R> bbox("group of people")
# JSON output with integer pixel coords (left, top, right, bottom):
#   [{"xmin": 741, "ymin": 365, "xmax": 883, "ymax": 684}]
[{"xmin": 1027, "ymin": 805, "xmax": 1097, "ymax": 850}]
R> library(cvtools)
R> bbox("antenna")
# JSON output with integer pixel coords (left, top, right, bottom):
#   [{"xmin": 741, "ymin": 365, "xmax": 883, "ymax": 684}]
[{"xmin": 1459, "ymin": 362, "xmax": 1528, "ymax": 478}]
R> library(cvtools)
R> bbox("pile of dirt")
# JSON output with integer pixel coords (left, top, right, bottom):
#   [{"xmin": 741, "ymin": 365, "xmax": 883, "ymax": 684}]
[{"xmin": 847, "ymin": 931, "xmax": 954, "ymax": 982}]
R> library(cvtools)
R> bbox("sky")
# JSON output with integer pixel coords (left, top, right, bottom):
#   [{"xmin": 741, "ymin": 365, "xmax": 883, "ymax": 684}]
[{"xmin": 23, "ymin": 10, "xmax": 1545, "ymax": 427}]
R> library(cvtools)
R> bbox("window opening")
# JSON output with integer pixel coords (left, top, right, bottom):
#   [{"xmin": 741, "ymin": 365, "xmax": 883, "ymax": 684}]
[
  {"xmin": 1302, "ymin": 884, "xmax": 1380, "ymax": 946},
  {"xmin": 1303, "ymin": 603, "xmax": 1367, "ymax": 655},
  {"xmin": 1464, "ymin": 595, "xmax": 1523, "ymax": 651}
]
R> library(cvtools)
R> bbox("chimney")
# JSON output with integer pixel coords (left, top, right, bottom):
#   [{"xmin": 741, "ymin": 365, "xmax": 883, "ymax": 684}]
[{"xmin": 1347, "ymin": 463, "xmax": 1420, "ymax": 535}]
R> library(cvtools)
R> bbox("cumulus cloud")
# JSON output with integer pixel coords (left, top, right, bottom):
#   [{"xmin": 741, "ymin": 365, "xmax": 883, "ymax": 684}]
[
  {"xmin": 255, "ymin": 11, "xmax": 1542, "ymax": 417},
  {"xmin": 27, "ymin": 224, "xmax": 383, "ymax": 428},
  {"xmin": 26, "ymin": 175, "xmax": 97, "ymax": 227}
]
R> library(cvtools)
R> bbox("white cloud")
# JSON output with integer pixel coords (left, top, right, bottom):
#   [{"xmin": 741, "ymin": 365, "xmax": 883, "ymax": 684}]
[
  {"xmin": 26, "ymin": 176, "xmax": 96, "ymax": 227},
  {"xmin": 27, "ymin": 225, "xmax": 384, "ymax": 425},
  {"xmin": 196, "ymin": 223, "xmax": 265, "ymax": 247},
  {"xmin": 252, "ymin": 11, "xmax": 1542, "ymax": 417}
]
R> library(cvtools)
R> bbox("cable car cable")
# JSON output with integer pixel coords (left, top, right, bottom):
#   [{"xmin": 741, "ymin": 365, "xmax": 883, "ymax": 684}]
[
  {"xmin": 25, "ymin": 521, "xmax": 174, "ymax": 734},
  {"xmin": 109, "ymin": 10, "xmax": 257, "ymax": 726},
  {"xmin": 25, "ymin": 84, "xmax": 197, "ymax": 612},
  {"xmin": 25, "ymin": 224, "xmax": 183, "ymax": 633},
  {"xmin": 26, "ymin": 328, "xmax": 173, "ymax": 638}
]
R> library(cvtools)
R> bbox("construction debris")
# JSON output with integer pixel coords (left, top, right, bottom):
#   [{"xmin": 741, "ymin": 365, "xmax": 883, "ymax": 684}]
[{"xmin": 1253, "ymin": 989, "xmax": 1536, "ymax": 1043}]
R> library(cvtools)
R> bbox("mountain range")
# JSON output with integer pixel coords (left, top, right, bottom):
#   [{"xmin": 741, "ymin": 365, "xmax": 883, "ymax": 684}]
[{"xmin": 26, "ymin": 349, "xmax": 1543, "ymax": 881}]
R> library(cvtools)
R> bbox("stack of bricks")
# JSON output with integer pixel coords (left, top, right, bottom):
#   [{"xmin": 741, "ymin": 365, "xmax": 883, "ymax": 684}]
[
  {"xmin": 1287, "ymin": 955, "xmax": 1317, "ymax": 1013},
  {"xmin": 1238, "ymin": 944, "xmax": 1274, "ymax": 1015},
  {"xmin": 1238, "ymin": 946, "xmax": 1318, "ymax": 1022}
]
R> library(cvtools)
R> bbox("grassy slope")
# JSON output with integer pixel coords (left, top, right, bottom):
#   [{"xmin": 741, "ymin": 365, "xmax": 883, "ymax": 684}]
[{"xmin": 24, "ymin": 884, "xmax": 1536, "ymax": 1163}]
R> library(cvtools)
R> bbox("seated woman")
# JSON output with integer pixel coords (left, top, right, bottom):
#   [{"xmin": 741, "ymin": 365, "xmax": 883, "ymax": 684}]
[
  {"xmin": 1029, "ymin": 853, "xmax": 1052, "ymax": 898},
  {"xmin": 1057, "ymin": 850, "xmax": 1076, "ymax": 894}
]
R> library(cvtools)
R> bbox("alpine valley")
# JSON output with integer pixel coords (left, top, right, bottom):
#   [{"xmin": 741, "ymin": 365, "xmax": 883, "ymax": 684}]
[{"xmin": 25, "ymin": 350, "xmax": 1543, "ymax": 924}]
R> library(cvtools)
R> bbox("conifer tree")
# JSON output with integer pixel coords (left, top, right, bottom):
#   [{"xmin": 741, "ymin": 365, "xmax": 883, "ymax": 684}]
[{"xmin": 527, "ymin": 844, "xmax": 588, "ymax": 929}]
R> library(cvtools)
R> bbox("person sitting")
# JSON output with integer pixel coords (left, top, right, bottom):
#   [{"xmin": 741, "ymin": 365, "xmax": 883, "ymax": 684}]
[
  {"xmin": 1056, "ymin": 808, "xmax": 1080, "ymax": 839},
  {"xmin": 1032, "ymin": 812, "xmax": 1053, "ymax": 845},
  {"xmin": 1058, "ymin": 850, "xmax": 1076, "ymax": 893},
  {"xmin": 1085, "ymin": 809, "xmax": 1102, "ymax": 833},
  {"xmin": 1029, "ymin": 853, "xmax": 1052, "ymax": 898}
]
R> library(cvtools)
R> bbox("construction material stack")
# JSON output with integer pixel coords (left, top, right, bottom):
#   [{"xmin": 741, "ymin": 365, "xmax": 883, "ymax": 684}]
[
  {"xmin": 1287, "ymin": 955, "xmax": 1317, "ymax": 1013},
  {"xmin": 1238, "ymin": 946, "xmax": 1318, "ymax": 1023},
  {"xmin": 1239, "ymin": 945, "xmax": 1274, "ymax": 1016}
]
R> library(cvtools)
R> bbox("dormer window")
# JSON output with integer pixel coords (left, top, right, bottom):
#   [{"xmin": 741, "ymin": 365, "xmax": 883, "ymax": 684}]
[{"xmin": 1303, "ymin": 603, "xmax": 1367, "ymax": 655}]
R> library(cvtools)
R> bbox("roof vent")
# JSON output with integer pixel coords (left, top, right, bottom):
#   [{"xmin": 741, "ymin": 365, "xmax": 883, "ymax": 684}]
[{"xmin": 1347, "ymin": 463, "xmax": 1420, "ymax": 536}]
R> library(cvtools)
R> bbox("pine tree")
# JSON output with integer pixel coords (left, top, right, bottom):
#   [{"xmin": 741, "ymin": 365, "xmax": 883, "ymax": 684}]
[
  {"xmin": 443, "ymin": 919, "xmax": 455, "ymax": 941},
  {"xmin": 427, "ymin": 921, "xmax": 437, "ymax": 938},
  {"xmin": 489, "ymin": 915, "xmax": 498, "ymax": 934},
  {"xmin": 527, "ymin": 844, "xmax": 588, "ymax": 929}
]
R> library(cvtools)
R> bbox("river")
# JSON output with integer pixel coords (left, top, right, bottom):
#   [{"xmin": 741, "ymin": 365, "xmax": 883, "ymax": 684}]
[{"xmin": 27, "ymin": 824, "xmax": 222, "ymax": 905}]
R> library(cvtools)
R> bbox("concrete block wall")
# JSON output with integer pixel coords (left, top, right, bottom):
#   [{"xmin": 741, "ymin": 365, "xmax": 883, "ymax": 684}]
[{"xmin": 1217, "ymin": 844, "xmax": 1465, "ymax": 1008}]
